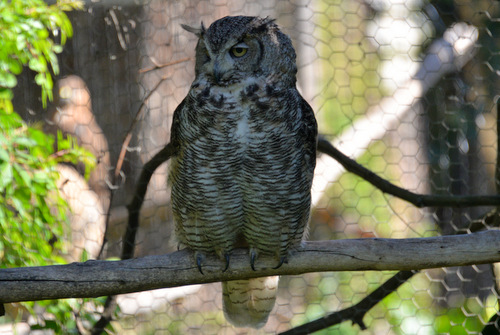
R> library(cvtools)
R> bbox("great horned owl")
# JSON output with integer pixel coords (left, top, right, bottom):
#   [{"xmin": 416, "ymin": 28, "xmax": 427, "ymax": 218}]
[{"xmin": 168, "ymin": 16, "xmax": 317, "ymax": 328}]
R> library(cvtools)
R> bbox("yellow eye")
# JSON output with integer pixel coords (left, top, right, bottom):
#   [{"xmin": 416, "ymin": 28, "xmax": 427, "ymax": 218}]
[{"xmin": 230, "ymin": 44, "xmax": 248, "ymax": 58}]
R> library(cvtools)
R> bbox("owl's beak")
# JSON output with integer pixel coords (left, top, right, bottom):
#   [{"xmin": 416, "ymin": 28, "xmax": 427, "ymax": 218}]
[{"xmin": 213, "ymin": 61, "xmax": 223, "ymax": 84}]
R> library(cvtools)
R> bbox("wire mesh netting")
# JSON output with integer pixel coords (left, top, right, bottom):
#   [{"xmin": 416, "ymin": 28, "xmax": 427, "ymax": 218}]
[{"xmin": 4, "ymin": 0, "xmax": 500, "ymax": 334}]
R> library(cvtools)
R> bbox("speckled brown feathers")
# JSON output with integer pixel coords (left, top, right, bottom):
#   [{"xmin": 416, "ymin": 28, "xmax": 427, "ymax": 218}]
[{"xmin": 168, "ymin": 16, "xmax": 317, "ymax": 328}]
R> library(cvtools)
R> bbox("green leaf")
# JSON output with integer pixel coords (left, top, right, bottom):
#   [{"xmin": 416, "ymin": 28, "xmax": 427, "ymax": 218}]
[
  {"xmin": 34, "ymin": 72, "xmax": 46, "ymax": 86},
  {"xmin": 0, "ymin": 72, "xmax": 17, "ymax": 88},
  {"xmin": 10, "ymin": 195, "xmax": 29, "ymax": 218},
  {"xmin": 0, "ymin": 163, "xmax": 12, "ymax": 189},
  {"xmin": 28, "ymin": 56, "xmax": 47, "ymax": 73},
  {"xmin": 1, "ymin": 10, "xmax": 15, "ymax": 24},
  {"xmin": 8, "ymin": 58, "xmax": 23, "ymax": 75},
  {"xmin": 13, "ymin": 136, "xmax": 36, "ymax": 148},
  {"xmin": 16, "ymin": 34, "xmax": 27, "ymax": 51},
  {"xmin": 0, "ymin": 88, "xmax": 14, "ymax": 100},
  {"xmin": 36, "ymin": 28, "xmax": 49, "ymax": 39},
  {"xmin": 0, "ymin": 107, "xmax": 22, "ymax": 126},
  {"xmin": 12, "ymin": 163, "xmax": 32, "ymax": 187},
  {"xmin": 29, "ymin": 127, "xmax": 53, "ymax": 145},
  {"xmin": 0, "ymin": 148, "xmax": 9, "ymax": 162}
]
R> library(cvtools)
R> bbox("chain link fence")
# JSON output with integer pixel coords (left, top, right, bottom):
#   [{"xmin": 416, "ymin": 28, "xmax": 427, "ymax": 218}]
[{"xmin": 5, "ymin": 0, "xmax": 500, "ymax": 333}]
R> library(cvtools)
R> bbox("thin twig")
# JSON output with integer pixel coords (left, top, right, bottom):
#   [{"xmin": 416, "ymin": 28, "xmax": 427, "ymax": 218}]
[
  {"xmin": 90, "ymin": 296, "xmax": 117, "ymax": 335},
  {"xmin": 279, "ymin": 271, "xmax": 417, "ymax": 334},
  {"xmin": 113, "ymin": 77, "xmax": 167, "ymax": 183},
  {"xmin": 317, "ymin": 138, "xmax": 500, "ymax": 208},
  {"xmin": 138, "ymin": 57, "xmax": 191, "ymax": 74}
]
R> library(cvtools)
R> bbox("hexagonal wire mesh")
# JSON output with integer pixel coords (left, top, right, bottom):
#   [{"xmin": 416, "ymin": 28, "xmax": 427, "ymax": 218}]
[{"xmin": 8, "ymin": 0, "xmax": 500, "ymax": 334}]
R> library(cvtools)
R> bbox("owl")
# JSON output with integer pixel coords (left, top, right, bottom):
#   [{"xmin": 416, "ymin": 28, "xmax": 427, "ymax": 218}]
[{"xmin": 168, "ymin": 16, "xmax": 317, "ymax": 328}]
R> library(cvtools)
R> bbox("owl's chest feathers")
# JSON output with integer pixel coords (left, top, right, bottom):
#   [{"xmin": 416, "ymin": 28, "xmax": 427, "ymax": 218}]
[{"xmin": 186, "ymin": 80, "xmax": 292, "ymax": 153}]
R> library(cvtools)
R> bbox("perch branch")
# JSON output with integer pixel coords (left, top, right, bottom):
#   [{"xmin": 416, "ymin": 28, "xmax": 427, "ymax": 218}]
[
  {"xmin": 317, "ymin": 138, "xmax": 500, "ymax": 208},
  {"xmin": 1, "ymin": 230, "xmax": 500, "ymax": 303}
]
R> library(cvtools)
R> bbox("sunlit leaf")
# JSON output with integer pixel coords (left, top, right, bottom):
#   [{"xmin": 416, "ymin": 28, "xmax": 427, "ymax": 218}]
[
  {"xmin": 29, "ymin": 56, "xmax": 47, "ymax": 73},
  {"xmin": 0, "ymin": 162, "xmax": 13, "ymax": 188},
  {"xmin": 0, "ymin": 72, "xmax": 17, "ymax": 88}
]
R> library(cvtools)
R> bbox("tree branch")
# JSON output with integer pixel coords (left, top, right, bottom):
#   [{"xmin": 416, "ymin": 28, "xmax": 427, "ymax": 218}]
[
  {"xmin": 1, "ymin": 230, "xmax": 500, "ymax": 303},
  {"xmin": 122, "ymin": 143, "xmax": 175, "ymax": 260},
  {"xmin": 280, "ymin": 270, "xmax": 417, "ymax": 334},
  {"xmin": 318, "ymin": 138, "xmax": 500, "ymax": 208}
]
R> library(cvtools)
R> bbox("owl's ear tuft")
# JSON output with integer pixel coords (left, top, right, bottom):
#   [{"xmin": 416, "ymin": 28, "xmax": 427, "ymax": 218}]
[
  {"xmin": 181, "ymin": 22, "xmax": 206, "ymax": 37},
  {"xmin": 253, "ymin": 17, "xmax": 276, "ymax": 34}
]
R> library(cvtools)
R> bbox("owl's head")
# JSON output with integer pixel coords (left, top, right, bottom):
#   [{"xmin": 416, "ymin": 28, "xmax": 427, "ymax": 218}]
[{"xmin": 183, "ymin": 16, "xmax": 297, "ymax": 87}]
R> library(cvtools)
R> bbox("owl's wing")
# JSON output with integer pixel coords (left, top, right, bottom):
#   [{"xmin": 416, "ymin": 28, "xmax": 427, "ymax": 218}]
[
  {"xmin": 169, "ymin": 97, "xmax": 187, "ymax": 151},
  {"xmin": 298, "ymin": 97, "xmax": 318, "ymax": 176}
]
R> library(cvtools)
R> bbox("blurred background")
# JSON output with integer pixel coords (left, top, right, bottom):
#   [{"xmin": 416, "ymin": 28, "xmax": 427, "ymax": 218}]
[{"xmin": 4, "ymin": 0, "xmax": 500, "ymax": 334}]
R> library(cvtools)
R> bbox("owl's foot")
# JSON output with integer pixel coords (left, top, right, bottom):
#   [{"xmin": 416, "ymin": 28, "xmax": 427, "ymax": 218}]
[
  {"xmin": 273, "ymin": 256, "xmax": 287, "ymax": 269},
  {"xmin": 223, "ymin": 252, "xmax": 230, "ymax": 272},
  {"xmin": 250, "ymin": 250, "xmax": 257, "ymax": 271},
  {"xmin": 196, "ymin": 253, "xmax": 204, "ymax": 275}
]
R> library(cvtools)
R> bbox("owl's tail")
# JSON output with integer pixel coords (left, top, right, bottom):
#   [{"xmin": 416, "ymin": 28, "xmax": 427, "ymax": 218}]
[{"xmin": 222, "ymin": 276, "xmax": 279, "ymax": 328}]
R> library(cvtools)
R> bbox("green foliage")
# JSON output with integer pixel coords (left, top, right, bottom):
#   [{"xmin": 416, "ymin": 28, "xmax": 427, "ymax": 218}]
[
  {"xmin": 0, "ymin": 126, "xmax": 94, "ymax": 266},
  {"xmin": 0, "ymin": 0, "xmax": 87, "ymax": 268},
  {"xmin": 30, "ymin": 297, "xmax": 117, "ymax": 334},
  {"xmin": 0, "ymin": 0, "xmax": 83, "ymax": 110},
  {"xmin": 0, "ymin": 0, "xmax": 112, "ymax": 333}
]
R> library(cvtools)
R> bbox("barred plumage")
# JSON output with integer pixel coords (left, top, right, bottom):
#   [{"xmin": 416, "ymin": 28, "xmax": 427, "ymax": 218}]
[{"xmin": 168, "ymin": 16, "xmax": 317, "ymax": 328}]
